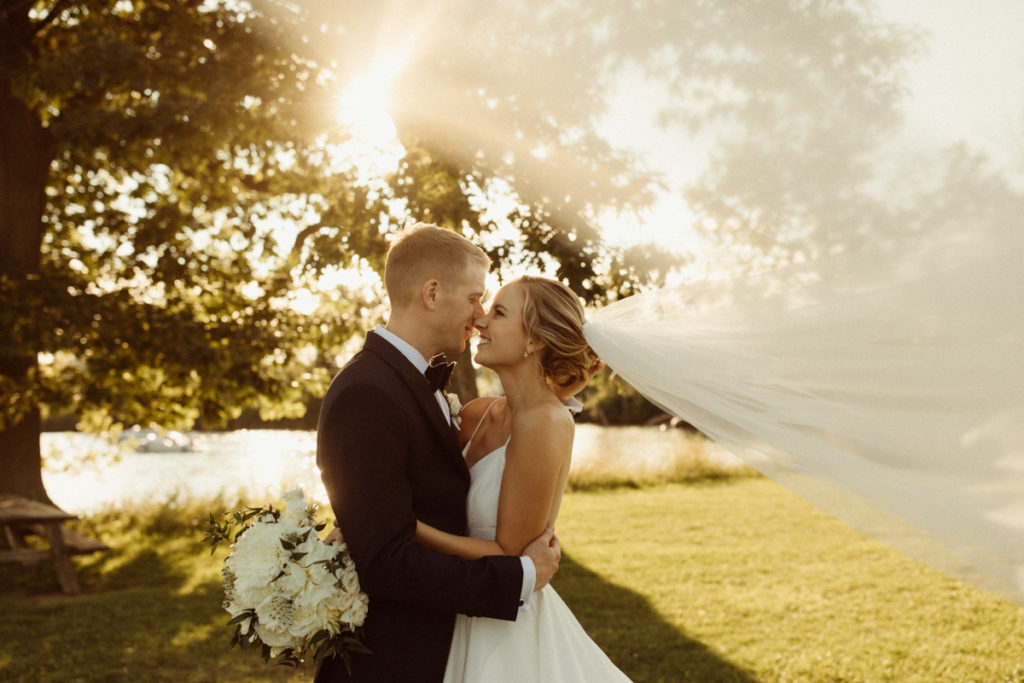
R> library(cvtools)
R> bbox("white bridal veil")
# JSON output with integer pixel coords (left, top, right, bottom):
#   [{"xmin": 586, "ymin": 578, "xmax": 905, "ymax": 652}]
[
  {"xmin": 583, "ymin": 225, "xmax": 1024, "ymax": 604},
  {"xmin": 277, "ymin": 0, "xmax": 1024, "ymax": 603}
]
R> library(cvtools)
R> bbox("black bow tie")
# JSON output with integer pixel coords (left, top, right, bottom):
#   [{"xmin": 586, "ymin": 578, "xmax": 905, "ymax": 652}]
[{"xmin": 425, "ymin": 356, "xmax": 456, "ymax": 392}]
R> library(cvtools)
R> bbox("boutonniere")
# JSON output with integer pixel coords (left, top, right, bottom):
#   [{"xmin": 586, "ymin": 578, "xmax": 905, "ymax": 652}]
[{"xmin": 445, "ymin": 392, "xmax": 463, "ymax": 428}]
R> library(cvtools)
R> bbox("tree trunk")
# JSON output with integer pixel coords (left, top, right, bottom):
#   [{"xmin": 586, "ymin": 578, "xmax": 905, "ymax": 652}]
[
  {"xmin": 447, "ymin": 346, "xmax": 480, "ymax": 403},
  {"xmin": 0, "ymin": 13, "xmax": 58, "ymax": 503}
]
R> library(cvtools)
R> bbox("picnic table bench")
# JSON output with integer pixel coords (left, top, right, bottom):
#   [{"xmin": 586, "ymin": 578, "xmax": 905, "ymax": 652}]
[{"xmin": 0, "ymin": 494, "xmax": 109, "ymax": 595}]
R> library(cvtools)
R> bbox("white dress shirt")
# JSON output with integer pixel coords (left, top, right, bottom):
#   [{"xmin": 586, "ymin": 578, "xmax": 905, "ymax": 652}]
[{"xmin": 372, "ymin": 326, "xmax": 536, "ymax": 608}]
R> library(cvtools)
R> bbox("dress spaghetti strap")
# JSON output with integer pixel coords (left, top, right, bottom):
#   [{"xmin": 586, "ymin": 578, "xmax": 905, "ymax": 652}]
[{"xmin": 462, "ymin": 398, "xmax": 501, "ymax": 457}]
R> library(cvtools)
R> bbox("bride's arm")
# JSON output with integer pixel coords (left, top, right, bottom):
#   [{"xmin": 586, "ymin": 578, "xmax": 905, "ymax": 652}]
[
  {"xmin": 495, "ymin": 404, "xmax": 572, "ymax": 554},
  {"xmin": 414, "ymin": 405, "xmax": 572, "ymax": 559},
  {"xmin": 414, "ymin": 522, "xmax": 507, "ymax": 559}
]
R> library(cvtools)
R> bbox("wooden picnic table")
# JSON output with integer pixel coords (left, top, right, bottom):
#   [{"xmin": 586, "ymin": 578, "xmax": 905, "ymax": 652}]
[{"xmin": 0, "ymin": 494, "xmax": 108, "ymax": 595}]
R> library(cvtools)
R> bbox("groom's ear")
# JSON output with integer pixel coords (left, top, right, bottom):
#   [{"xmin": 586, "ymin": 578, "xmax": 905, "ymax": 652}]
[{"xmin": 421, "ymin": 278, "xmax": 441, "ymax": 310}]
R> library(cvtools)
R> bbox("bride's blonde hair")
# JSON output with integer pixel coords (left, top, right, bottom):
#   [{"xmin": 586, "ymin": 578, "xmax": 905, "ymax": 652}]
[{"xmin": 516, "ymin": 276, "xmax": 599, "ymax": 388}]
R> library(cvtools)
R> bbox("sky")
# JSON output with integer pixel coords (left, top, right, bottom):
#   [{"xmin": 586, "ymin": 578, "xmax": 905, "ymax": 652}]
[
  {"xmin": 594, "ymin": 1, "xmax": 1024, "ymax": 256},
  {"xmin": 875, "ymin": 0, "xmax": 1024, "ymax": 168},
  {"xmin": 329, "ymin": 0, "xmax": 1024, "ymax": 280}
]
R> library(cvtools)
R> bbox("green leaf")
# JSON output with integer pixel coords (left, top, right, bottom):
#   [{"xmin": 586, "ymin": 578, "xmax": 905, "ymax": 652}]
[{"xmin": 227, "ymin": 610, "xmax": 253, "ymax": 626}]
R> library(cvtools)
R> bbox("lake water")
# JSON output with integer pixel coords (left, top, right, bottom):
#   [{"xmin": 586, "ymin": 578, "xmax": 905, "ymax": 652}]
[{"xmin": 40, "ymin": 426, "xmax": 742, "ymax": 514}]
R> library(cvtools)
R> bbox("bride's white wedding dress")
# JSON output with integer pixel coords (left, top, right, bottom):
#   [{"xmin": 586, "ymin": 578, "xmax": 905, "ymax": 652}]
[{"xmin": 444, "ymin": 432, "xmax": 632, "ymax": 682}]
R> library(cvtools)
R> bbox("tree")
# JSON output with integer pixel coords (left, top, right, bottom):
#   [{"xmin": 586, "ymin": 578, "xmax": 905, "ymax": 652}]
[
  {"xmin": 0, "ymin": 1, "xmax": 375, "ymax": 502},
  {"xmin": 1, "ymin": 0, "xmax": 927, "ymax": 504},
  {"xmin": 0, "ymin": 0, "xmax": 671, "ymax": 503}
]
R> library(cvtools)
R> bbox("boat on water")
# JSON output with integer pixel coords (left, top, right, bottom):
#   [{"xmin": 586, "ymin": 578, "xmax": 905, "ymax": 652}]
[{"xmin": 118, "ymin": 427, "xmax": 197, "ymax": 453}]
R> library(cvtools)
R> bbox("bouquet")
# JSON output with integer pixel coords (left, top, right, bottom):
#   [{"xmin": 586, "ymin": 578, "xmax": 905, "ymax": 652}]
[{"xmin": 205, "ymin": 488, "xmax": 370, "ymax": 670}]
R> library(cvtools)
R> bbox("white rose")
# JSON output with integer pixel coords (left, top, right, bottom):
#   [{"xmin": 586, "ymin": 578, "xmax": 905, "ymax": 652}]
[
  {"xmin": 341, "ymin": 599, "xmax": 368, "ymax": 628},
  {"xmin": 445, "ymin": 392, "xmax": 463, "ymax": 426},
  {"xmin": 339, "ymin": 565, "xmax": 362, "ymax": 594}
]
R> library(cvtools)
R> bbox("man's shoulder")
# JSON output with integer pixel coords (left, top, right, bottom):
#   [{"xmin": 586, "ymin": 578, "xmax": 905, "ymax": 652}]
[{"xmin": 328, "ymin": 347, "xmax": 399, "ymax": 394}]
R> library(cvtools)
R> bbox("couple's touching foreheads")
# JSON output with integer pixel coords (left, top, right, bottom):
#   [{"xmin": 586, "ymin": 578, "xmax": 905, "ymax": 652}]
[{"xmin": 315, "ymin": 223, "xmax": 629, "ymax": 682}]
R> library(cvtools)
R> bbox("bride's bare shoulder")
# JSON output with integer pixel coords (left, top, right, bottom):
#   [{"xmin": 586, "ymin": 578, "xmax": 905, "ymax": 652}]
[
  {"xmin": 459, "ymin": 396, "xmax": 503, "ymax": 427},
  {"xmin": 511, "ymin": 403, "xmax": 574, "ymax": 445}
]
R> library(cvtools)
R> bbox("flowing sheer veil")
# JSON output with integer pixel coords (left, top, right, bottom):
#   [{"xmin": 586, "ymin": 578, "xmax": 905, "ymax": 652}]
[
  {"xmin": 584, "ymin": 226, "xmax": 1024, "ymax": 604},
  {"xmin": 274, "ymin": 0, "xmax": 1024, "ymax": 604}
]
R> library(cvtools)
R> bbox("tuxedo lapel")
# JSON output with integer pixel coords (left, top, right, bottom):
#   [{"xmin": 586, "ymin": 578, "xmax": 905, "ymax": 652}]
[{"xmin": 363, "ymin": 332, "xmax": 464, "ymax": 472}]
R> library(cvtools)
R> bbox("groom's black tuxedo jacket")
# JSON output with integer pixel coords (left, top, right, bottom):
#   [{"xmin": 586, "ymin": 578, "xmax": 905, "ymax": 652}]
[{"xmin": 315, "ymin": 331, "xmax": 523, "ymax": 682}]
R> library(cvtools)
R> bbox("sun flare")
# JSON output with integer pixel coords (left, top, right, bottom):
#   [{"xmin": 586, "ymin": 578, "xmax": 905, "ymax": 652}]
[
  {"xmin": 337, "ymin": 47, "xmax": 411, "ymax": 149},
  {"xmin": 338, "ymin": 73, "xmax": 398, "ymax": 147}
]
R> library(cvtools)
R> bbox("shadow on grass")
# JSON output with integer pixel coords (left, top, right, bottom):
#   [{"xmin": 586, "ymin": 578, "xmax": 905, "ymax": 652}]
[
  {"xmin": 0, "ymin": 534, "xmax": 297, "ymax": 682},
  {"xmin": 0, "ymin": 532, "xmax": 193, "ymax": 596},
  {"xmin": 556, "ymin": 552, "xmax": 760, "ymax": 683},
  {"xmin": 1, "ymin": 533, "xmax": 757, "ymax": 682}
]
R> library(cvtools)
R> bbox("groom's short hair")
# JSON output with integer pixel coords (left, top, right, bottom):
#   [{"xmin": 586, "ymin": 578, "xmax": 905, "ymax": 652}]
[{"xmin": 385, "ymin": 223, "xmax": 490, "ymax": 307}]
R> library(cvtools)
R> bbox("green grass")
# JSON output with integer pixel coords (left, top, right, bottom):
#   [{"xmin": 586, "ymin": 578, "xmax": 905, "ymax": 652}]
[
  {"xmin": 2, "ymin": 480, "xmax": 1022, "ymax": 682},
  {"xmin": 556, "ymin": 481, "xmax": 1024, "ymax": 682}
]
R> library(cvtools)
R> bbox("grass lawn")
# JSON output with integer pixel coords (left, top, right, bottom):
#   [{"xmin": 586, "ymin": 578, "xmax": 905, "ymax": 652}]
[
  {"xmin": 556, "ymin": 480, "xmax": 1024, "ymax": 682},
  {"xmin": 1, "ymin": 478, "xmax": 1022, "ymax": 682}
]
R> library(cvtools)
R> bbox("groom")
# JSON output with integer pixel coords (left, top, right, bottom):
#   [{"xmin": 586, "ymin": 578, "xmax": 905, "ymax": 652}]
[{"xmin": 315, "ymin": 223, "xmax": 561, "ymax": 682}]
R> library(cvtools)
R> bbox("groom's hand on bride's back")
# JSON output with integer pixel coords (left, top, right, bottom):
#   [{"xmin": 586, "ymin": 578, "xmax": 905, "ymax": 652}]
[{"xmin": 524, "ymin": 526, "xmax": 561, "ymax": 590}]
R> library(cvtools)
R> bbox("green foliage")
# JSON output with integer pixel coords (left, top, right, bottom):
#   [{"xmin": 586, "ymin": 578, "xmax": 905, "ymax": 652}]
[
  {"xmin": 2, "ymin": 1, "xmax": 377, "ymax": 435},
  {"xmin": 203, "ymin": 504, "xmax": 280, "ymax": 553},
  {"xmin": 577, "ymin": 368, "xmax": 672, "ymax": 426},
  {"xmin": 2, "ymin": 0, "xmax": 942, "ymax": 444},
  {"xmin": 0, "ymin": 0, "xmax": 682, "ymax": 443}
]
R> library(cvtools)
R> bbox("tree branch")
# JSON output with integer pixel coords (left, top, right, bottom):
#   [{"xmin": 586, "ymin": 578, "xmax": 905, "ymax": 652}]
[
  {"xmin": 289, "ymin": 221, "xmax": 326, "ymax": 260},
  {"xmin": 32, "ymin": 0, "xmax": 73, "ymax": 35}
]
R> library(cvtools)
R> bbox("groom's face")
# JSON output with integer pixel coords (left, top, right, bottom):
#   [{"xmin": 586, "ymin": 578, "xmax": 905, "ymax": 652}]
[{"xmin": 435, "ymin": 261, "xmax": 488, "ymax": 354}]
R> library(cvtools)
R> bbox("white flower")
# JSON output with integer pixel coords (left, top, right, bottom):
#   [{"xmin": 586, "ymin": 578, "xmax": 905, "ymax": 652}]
[
  {"xmin": 341, "ymin": 593, "xmax": 369, "ymax": 627},
  {"xmin": 228, "ymin": 522, "xmax": 289, "ymax": 597},
  {"xmin": 214, "ymin": 490, "xmax": 369, "ymax": 664},
  {"xmin": 281, "ymin": 487, "xmax": 308, "ymax": 523},
  {"xmin": 255, "ymin": 593, "xmax": 296, "ymax": 634},
  {"xmin": 339, "ymin": 563, "xmax": 362, "ymax": 595},
  {"xmin": 445, "ymin": 392, "xmax": 463, "ymax": 426},
  {"xmin": 255, "ymin": 620, "xmax": 299, "ymax": 651}
]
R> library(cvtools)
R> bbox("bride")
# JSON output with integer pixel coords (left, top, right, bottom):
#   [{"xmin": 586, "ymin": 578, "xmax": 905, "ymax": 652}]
[{"xmin": 413, "ymin": 275, "xmax": 631, "ymax": 682}]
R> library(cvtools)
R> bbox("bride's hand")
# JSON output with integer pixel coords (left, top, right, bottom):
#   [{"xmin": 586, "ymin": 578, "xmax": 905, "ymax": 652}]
[{"xmin": 324, "ymin": 525, "xmax": 344, "ymax": 545}]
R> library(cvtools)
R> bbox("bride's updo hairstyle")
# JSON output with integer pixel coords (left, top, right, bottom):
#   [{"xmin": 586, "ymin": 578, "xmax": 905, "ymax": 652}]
[{"xmin": 516, "ymin": 276, "xmax": 599, "ymax": 388}]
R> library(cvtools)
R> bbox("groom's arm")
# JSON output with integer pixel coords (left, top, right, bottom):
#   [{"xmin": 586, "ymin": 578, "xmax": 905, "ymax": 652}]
[{"xmin": 319, "ymin": 380, "xmax": 523, "ymax": 620}]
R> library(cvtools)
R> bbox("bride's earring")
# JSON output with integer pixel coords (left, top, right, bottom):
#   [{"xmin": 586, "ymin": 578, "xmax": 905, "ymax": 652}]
[{"xmin": 523, "ymin": 350, "xmax": 531, "ymax": 358}]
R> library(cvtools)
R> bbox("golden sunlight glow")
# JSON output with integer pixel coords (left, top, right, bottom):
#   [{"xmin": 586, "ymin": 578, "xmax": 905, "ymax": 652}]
[
  {"xmin": 333, "ymin": 53, "xmax": 410, "ymax": 179},
  {"xmin": 338, "ymin": 76, "xmax": 397, "ymax": 146},
  {"xmin": 337, "ymin": 59, "xmax": 404, "ymax": 148}
]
